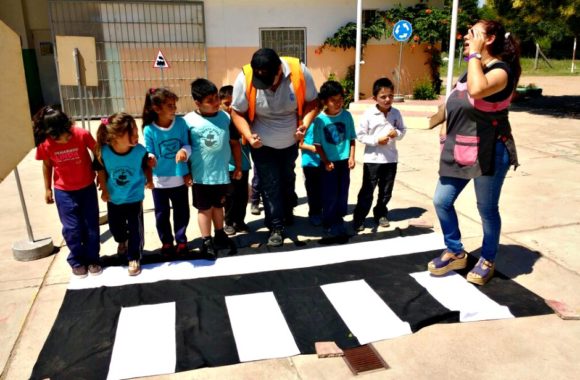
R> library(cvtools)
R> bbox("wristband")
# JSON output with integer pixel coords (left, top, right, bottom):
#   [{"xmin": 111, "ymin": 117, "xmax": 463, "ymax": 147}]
[{"xmin": 464, "ymin": 52, "xmax": 482, "ymax": 62}]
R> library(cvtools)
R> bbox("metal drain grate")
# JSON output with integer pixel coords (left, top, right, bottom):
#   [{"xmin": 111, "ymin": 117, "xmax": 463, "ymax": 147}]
[{"xmin": 343, "ymin": 344, "xmax": 389, "ymax": 375}]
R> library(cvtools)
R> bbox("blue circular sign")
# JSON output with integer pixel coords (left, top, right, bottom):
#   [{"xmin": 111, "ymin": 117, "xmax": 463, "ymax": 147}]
[{"xmin": 393, "ymin": 20, "xmax": 413, "ymax": 42}]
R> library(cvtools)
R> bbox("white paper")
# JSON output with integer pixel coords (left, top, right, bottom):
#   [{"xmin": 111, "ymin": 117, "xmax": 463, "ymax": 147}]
[
  {"xmin": 411, "ymin": 271, "xmax": 514, "ymax": 322},
  {"xmin": 225, "ymin": 292, "xmax": 300, "ymax": 362},
  {"xmin": 107, "ymin": 302, "xmax": 176, "ymax": 380},
  {"xmin": 321, "ymin": 280, "xmax": 412, "ymax": 344}
]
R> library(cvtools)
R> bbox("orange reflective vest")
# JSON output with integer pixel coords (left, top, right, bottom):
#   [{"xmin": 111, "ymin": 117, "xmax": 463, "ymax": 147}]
[{"xmin": 242, "ymin": 56, "xmax": 306, "ymax": 125}]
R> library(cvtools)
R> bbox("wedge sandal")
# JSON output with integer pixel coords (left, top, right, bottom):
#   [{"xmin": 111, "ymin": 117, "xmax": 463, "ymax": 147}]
[
  {"xmin": 467, "ymin": 257, "xmax": 495, "ymax": 286},
  {"xmin": 428, "ymin": 250, "xmax": 468, "ymax": 276}
]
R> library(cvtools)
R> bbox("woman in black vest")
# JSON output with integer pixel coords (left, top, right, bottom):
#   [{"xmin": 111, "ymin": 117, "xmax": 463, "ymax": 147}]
[{"xmin": 427, "ymin": 20, "xmax": 521, "ymax": 285}]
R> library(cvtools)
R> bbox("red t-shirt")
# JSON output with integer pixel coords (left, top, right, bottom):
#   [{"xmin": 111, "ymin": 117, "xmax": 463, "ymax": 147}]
[{"xmin": 35, "ymin": 126, "xmax": 96, "ymax": 191}]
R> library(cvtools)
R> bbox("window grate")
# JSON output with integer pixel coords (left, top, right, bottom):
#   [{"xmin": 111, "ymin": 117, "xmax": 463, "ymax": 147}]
[{"xmin": 260, "ymin": 28, "xmax": 306, "ymax": 63}]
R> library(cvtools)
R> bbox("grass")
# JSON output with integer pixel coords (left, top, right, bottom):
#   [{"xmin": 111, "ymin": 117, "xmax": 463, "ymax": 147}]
[{"xmin": 441, "ymin": 56, "xmax": 579, "ymax": 77}]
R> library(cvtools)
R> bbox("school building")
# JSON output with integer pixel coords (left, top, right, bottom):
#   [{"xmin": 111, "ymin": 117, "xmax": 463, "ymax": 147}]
[{"xmin": 1, "ymin": 0, "xmax": 441, "ymax": 118}]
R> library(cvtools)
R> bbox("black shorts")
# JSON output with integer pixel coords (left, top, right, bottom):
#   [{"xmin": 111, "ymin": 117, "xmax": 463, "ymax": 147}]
[{"xmin": 191, "ymin": 183, "xmax": 228, "ymax": 210}]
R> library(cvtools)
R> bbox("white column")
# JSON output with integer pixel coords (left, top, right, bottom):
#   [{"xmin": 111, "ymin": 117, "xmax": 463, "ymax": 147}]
[
  {"xmin": 445, "ymin": 0, "xmax": 459, "ymax": 99},
  {"xmin": 354, "ymin": 0, "xmax": 363, "ymax": 102}
]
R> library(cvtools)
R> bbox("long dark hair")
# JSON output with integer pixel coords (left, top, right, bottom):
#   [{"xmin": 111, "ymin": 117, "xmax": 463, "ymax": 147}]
[
  {"xmin": 479, "ymin": 19, "xmax": 521, "ymax": 89},
  {"xmin": 95, "ymin": 112, "xmax": 136, "ymax": 163},
  {"xmin": 32, "ymin": 106, "xmax": 73, "ymax": 146},
  {"xmin": 141, "ymin": 87, "xmax": 178, "ymax": 129}
]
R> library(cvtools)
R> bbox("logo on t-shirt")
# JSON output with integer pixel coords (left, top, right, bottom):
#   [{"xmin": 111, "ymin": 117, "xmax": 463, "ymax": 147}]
[
  {"xmin": 112, "ymin": 167, "xmax": 135, "ymax": 187},
  {"xmin": 323, "ymin": 122, "xmax": 347, "ymax": 145},
  {"xmin": 199, "ymin": 127, "xmax": 222, "ymax": 151},
  {"xmin": 54, "ymin": 148, "xmax": 81, "ymax": 163},
  {"xmin": 158, "ymin": 138, "xmax": 181, "ymax": 159}
]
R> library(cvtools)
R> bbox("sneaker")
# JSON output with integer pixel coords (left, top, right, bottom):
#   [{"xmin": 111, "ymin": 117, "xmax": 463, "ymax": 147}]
[
  {"xmin": 175, "ymin": 242, "xmax": 189, "ymax": 256},
  {"xmin": 160, "ymin": 242, "xmax": 175, "ymax": 256},
  {"xmin": 267, "ymin": 229, "xmax": 284, "ymax": 247},
  {"xmin": 377, "ymin": 217, "xmax": 390, "ymax": 228},
  {"xmin": 72, "ymin": 265, "xmax": 88, "ymax": 279},
  {"xmin": 88, "ymin": 264, "xmax": 103, "ymax": 276},
  {"xmin": 200, "ymin": 238, "xmax": 217, "ymax": 261},
  {"xmin": 250, "ymin": 202, "xmax": 261, "ymax": 215},
  {"xmin": 117, "ymin": 240, "xmax": 128, "ymax": 256},
  {"xmin": 352, "ymin": 220, "xmax": 365, "ymax": 232},
  {"xmin": 308, "ymin": 215, "xmax": 322, "ymax": 226},
  {"xmin": 224, "ymin": 225, "xmax": 236, "ymax": 236},
  {"xmin": 128, "ymin": 260, "xmax": 141, "ymax": 276},
  {"xmin": 233, "ymin": 222, "xmax": 250, "ymax": 233}
]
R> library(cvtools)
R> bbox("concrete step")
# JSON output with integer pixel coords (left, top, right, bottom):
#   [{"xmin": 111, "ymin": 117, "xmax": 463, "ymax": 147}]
[{"xmin": 349, "ymin": 99, "xmax": 444, "ymax": 130}]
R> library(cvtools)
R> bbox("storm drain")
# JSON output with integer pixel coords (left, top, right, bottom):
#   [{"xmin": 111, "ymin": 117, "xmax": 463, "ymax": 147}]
[{"xmin": 343, "ymin": 344, "xmax": 389, "ymax": 375}]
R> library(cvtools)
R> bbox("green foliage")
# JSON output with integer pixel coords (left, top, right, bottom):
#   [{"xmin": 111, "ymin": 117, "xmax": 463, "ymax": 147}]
[
  {"xmin": 320, "ymin": 1, "xmax": 480, "ymax": 96},
  {"xmin": 328, "ymin": 66, "xmax": 356, "ymax": 108},
  {"xmin": 412, "ymin": 80, "xmax": 439, "ymax": 100}
]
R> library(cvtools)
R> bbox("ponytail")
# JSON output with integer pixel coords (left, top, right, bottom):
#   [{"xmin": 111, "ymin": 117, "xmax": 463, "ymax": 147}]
[
  {"xmin": 141, "ymin": 87, "xmax": 178, "ymax": 130},
  {"xmin": 95, "ymin": 117, "xmax": 110, "ymax": 164}
]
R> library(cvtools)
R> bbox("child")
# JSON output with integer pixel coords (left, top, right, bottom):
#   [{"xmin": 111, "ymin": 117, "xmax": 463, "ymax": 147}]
[
  {"xmin": 33, "ymin": 106, "xmax": 101, "ymax": 278},
  {"xmin": 142, "ymin": 88, "xmax": 192, "ymax": 256},
  {"xmin": 183, "ymin": 79, "xmax": 242, "ymax": 258},
  {"xmin": 94, "ymin": 113, "xmax": 153, "ymax": 276},
  {"xmin": 312, "ymin": 80, "xmax": 356, "ymax": 237},
  {"xmin": 220, "ymin": 85, "xmax": 251, "ymax": 235},
  {"xmin": 299, "ymin": 105, "xmax": 324, "ymax": 226},
  {"xmin": 352, "ymin": 77, "xmax": 406, "ymax": 231}
]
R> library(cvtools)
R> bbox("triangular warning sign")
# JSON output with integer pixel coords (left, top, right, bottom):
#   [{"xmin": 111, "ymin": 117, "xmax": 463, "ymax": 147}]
[{"xmin": 153, "ymin": 50, "xmax": 169, "ymax": 68}]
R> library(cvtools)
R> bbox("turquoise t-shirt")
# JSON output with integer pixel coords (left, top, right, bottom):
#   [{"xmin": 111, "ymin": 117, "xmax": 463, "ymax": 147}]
[
  {"xmin": 100, "ymin": 144, "xmax": 147, "ymax": 205},
  {"xmin": 301, "ymin": 123, "xmax": 321, "ymax": 168},
  {"xmin": 312, "ymin": 109, "xmax": 356, "ymax": 162},
  {"xmin": 184, "ymin": 110, "xmax": 231, "ymax": 185},
  {"xmin": 143, "ymin": 116, "xmax": 190, "ymax": 178}
]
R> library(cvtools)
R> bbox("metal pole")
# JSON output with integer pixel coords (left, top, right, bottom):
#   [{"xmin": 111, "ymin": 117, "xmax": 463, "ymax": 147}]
[
  {"xmin": 445, "ymin": 0, "xmax": 459, "ymax": 99},
  {"xmin": 534, "ymin": 43, "xmax": 539, "ymax": 70},
  {"xmin": 73, "ymin": 48, "xmax": 86, "ymax": 130},
  {"xmin": 354, "ymin": 0, "xmax": 362, "ymax": 102},
  {"xmin": 14, "ymin": 167, "xmax": 35, "ymax": 242},
  {"xmin": 161, "ymin": 67, "xmax": 165, "ymax": 87},
  {"xmin": 396, "ymin": 42, "xmax": 403, "ymax": 95},
  {"xmin": 571, "ymin": 37, "xmax": 577, "ymax": 73}
]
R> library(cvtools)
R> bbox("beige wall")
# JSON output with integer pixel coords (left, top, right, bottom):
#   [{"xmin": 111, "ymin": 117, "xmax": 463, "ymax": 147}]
[
  {"xmin": 206, "ymin": 44, "xmax": 433, "ymax": 98},
  {"xmin": 0, "ymin": 0, "xmax": 28, "ymax": 48}
]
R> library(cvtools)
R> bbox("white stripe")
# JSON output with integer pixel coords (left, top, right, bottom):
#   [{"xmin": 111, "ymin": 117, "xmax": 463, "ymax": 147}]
[
  {"xmin": 321, "ymin": 280, "xmax": 412, "ymax": 344},
  {"xmin": 225, "ymin": 292, "xmax": 300, "ymax": 362},
  {"xmin": 107, "ymin": 302, "xmax": 176, "ymax": 380},
  {"xmin": 410, "ymin": 271, "xmax": 515, "ymax": 322},
  {"xmin": 70, "ymin": 233, "xmax": 446, "ymax": 290}
]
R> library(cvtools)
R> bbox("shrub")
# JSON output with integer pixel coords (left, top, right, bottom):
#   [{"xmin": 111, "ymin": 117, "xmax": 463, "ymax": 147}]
[{"xmin": 413, "ymin": 81, "xmax": 438, "ymax": 100}]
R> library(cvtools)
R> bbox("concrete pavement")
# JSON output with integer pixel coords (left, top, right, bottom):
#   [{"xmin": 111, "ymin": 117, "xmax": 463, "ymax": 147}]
[{"xmin": 1, "ymin": 76, "xmax": 579, "ymax": 379}]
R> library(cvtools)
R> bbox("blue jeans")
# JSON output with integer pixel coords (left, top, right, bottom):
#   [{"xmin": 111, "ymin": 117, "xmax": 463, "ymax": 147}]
[
  {"xmin": 433, "ymin": 141, "xmax": 510, "ymax": 262},
  {"xmin": 251, "ymin": 144, "xmax": 298, "ymax": 230},
  {"xmin": 152, "ymin": 185, "xmax": 189, "ymax": 245}
]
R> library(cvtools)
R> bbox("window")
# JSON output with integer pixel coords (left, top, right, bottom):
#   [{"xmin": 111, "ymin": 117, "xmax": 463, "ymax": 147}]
[
  {"xmin": 260, "ymin": 28, "xmax": 306, "ymax": 63},
  {"xmin": 362, "ymin": 9, "xmax": 379, "ymax": 28}
]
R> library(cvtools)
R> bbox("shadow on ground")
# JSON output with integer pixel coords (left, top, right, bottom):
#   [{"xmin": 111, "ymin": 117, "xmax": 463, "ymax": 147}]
[{"xmin": 511, "ymin": 95, "xmax": 580, "ymax": 119}]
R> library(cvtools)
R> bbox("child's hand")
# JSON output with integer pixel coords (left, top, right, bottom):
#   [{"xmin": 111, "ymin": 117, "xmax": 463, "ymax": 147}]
[
  {"xmin": 148, "ymin": 155, "xmax": 157, "ymax": 168},
  {"xmin": 348, "ymin": 157, "xmax": 356, "ymax": 169},
  {"xmin": 45, "ymin": 189, "xmax": 54, "ymax": 204},
  {"xmin": 388, "ymin": 129, "xmax": 398, "ymax": 139},
  {"xmin": 100, "ymin": 190, "xmax": 110, "ymax": 202},
  {"xmin": 249, "ymin": 134, "xmax": 263, "ymax": 148},
  {"xmin": 232, "ymin": 168, "xmax": 243, "ymax": 180},
  {"xmin": 294, "ymin": 126, "xmax": 306, "ymax": 141},
  {"xmin": 378, "ymin": 135, "xmax": 389, "ymax": 145},
  {"xmin": 175, "ymin": 149, "xmax": 187, "ymax": 163},
  {"xmin": 145, "ymin": 180, "xmax": 154, "ymax": 190},
  {"xmin": 325, "ymin": 161, "xmax": 334, "ymax": 171},
  {"xmin": 184, "ymin": 174, "xmax": 193, "ymax": 187}
]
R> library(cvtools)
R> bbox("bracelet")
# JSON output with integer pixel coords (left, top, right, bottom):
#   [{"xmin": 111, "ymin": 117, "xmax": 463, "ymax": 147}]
[{"xmin": 464, "ymin": 52, "xmax": 482, "ymax": 61}]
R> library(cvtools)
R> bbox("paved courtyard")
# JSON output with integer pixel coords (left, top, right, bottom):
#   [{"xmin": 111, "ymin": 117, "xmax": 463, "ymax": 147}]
[{"xmin": 1, "ymin": 76, "xmax": 579, "ymax": 379}]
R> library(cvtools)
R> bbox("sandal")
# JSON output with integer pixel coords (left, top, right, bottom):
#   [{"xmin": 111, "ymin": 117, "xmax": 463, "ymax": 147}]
[
  {"xmin": 467, "ymin": 257, "xmax": 495, "ymax": 286},
  {"xmin": 428, "ymin": 250, "xmax": 468, "ymax": 276}
]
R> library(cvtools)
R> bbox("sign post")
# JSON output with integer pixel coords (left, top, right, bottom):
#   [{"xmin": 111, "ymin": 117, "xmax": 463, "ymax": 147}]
[
  {"xmin": 153, "ymin": 50, "xmax": 170, "ymax": 86},
  {"xmin": 392, "ymin": 20, "xmax": 412, "ymax": 102}
]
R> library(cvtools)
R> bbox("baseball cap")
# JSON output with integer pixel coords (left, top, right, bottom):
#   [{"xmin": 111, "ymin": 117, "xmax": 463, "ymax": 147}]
[{"xmin": 250, "ymin": 48, "xmax": 282, "ymax": 89}]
